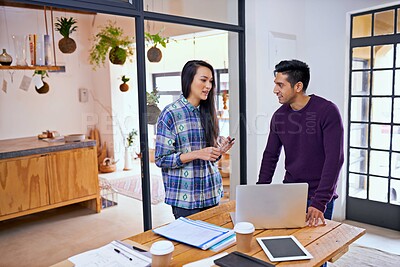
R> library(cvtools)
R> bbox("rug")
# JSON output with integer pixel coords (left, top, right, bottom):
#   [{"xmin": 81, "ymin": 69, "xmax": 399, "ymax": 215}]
[
  {"xmin": 328, "ymin": 244, "xmax": 400, "ymax": 267},
  {"xmin": 107, "ymin": 174, "xmax": 165, "ymax": 205}
]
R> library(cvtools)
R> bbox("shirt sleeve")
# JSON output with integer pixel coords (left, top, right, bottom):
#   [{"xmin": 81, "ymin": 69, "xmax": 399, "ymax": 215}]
[
  {"xmin": 155, "ymin": 112, "xmax": 185, "ymax": 169},
  {"xmin": 310, "ymin": 104, "xmax": 344, "ymax": 212},
  {"xmin": 257, "ymin": 114, "xmax": 283, "ymax": 184}
]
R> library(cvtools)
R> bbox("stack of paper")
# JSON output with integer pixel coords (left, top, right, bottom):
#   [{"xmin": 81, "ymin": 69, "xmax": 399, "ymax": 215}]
[{"xmin": 153, "ymin": 217, "xmax": 235, "ymax": 250}]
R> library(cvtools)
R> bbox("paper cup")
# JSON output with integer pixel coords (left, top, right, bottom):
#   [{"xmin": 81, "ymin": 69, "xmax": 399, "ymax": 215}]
[
  {"xmin": 150, "ymin": 240, "xmax": 174, "ymax": 267},
  {"xmin": 234, "ymin": 222, "xmax": 255, "ymax": 253}
]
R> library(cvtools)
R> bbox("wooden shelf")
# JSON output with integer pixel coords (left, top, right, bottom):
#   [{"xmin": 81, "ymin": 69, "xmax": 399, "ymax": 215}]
[{"xmin": 0, "ymin": 66, "xmax": 62, "ymax": 71}]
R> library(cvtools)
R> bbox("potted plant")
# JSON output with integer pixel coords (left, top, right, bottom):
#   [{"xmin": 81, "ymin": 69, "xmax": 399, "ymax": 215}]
[
  {"xmin": 119, "ymin": 75, "xmax": 130, "ymax": 92},
  {"xmin": 89, "ymin": 21, "xmax": 135, "ymax": 69},
  {"xmin": 33, "ymin": 70, "xmax": 50, "ymax": 94},
  {"xmin": 145, "ymin": 31, "xmax": 169, "ymax": 63},
  {"xmin": 55, "ymin": 17, "xmax": 78, "ymax": 54},
  {"xmin": 124, "ymin": 128, "xmax": 138, "ymax": 170},
  {"xmin": 146, "ymin": 88, "xmax": 161, "ymax": 125}
]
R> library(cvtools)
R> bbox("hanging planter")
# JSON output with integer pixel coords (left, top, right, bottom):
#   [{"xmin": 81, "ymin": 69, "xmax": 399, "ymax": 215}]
[
  {"xmin": 33, "ymin": 70, "xmax": 50, "ymax": 94},
  {"xmin": 145, "ymin": 31, "xmax": 168, "ymax": 63},
  {"xmin": 89, "ymin": 21, "xmax": 135, "ymax": 70},
  {"xmin": 119, "ymin": 75, "xmax": 130, "ymax": 92},
  {"xmin": 146, "ymin": 89, "xmax": 161, "ymax": 125},
  {"xmin": 55, "ymin": 17, "xmax": 78, "ymax": 54}
]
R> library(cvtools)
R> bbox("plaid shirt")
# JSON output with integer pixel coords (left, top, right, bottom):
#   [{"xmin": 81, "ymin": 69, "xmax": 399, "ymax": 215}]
[{"xmin": 155, "ymin": 95, "xmax": 223, "ymax": 209}]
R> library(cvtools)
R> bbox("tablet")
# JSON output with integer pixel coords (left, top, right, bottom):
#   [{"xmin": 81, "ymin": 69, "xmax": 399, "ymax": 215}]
[{"xmin": 256, "ymin": 235, "xmax": 313, "ymax": 262}]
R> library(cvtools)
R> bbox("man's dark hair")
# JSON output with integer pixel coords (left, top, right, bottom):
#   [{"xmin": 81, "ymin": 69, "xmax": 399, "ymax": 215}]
[{"xmin": 274, "ymin": 59, "xmax": 310, "ymax": 92}]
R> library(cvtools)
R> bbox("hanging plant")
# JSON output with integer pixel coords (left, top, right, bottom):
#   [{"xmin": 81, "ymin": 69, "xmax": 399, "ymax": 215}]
[
  {"xmin": 89, "ymin": 21, "xmax": 135, "ymax": 69},
  {"xmin": 33, "ymin": 70, "xmax": 50, "ymax": 94},
  {"xmin": 145, "ymin": 31, "xmax": 169, "ymax": 63},
  {"xmin": 146, "ymin": 88, "xmax": 161, "ymax": 124},
  {"xmin": 119, "ymin": 75, "xmax": 130, "ymax": 92},
  {"xmin": 55, "ymin": 17, "xmax": 78, "ymax": 54}
]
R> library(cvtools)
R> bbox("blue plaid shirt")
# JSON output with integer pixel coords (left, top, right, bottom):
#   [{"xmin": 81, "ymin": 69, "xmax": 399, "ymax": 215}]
[{"xmin": 155, "ymin": 95, "xmax": 223, "ymax": 209}]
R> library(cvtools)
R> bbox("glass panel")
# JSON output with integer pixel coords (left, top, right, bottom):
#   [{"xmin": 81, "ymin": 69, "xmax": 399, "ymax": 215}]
[
  {"xmin": 390, "ymin": 179, "xmax": 400, "ymax": 205},
  {"xmin": 371, "ymin": 97, "xmax": 392, "ymax": 123},
  {"xmin": 394, "ymin": 98, "xmax": 400, "ymax": 123},
  {"xmin": 372, "ymin": 70, "xmax": 392, "ymax": 95},
  {"xmin": 370, "ymin": 124, "xmax": 390, "ymax": 149},
  {"xmin": 394, "ymin": 69, "xmax": 400, "ymax": 94},
  {"xmin": 349, "ymin": 148, "xmax": 368, "ymax": 173},
  {"xmin": 352, "ymin": 47, "xmax": 371, "ymax": 70},
  {"xmin": 351, "ymin": 71, "xmax": 370, "ymax": 95},
  {"xmin": 350, "ymin": 97, "xmax": 369, "ymax": 121},
  {"xmin": 373, "ymin": 45, "xmax": 393, "ymax": 69},
  {"xmin": 145, "ymin": 20, "xmax": 239, "ymax": 202},
  {"xmin": 374, "ymin": 10, "xmax": 394, "ymax": 36},
  {"xmin": 369, "ymin": 176, "xmax": 388, "ymax": 202},
  {"xmin": 352, "ymin": 14, "xmax": 372, "ymax": 38},
  {"xmin": 144, "ymin": 0, "xmax": 238, "ymax": 25},
  {"xmin": 350, "ymin": 123, "xmax": 368, "ymax": 148},
  {"xmin": 398, "ymin": 9, "xmax": 400, "ymax": 33},
  {"xmin": 393, "ymin": 126, "xmax": 400, "ymax": 151},
  {"xmin": 369, "ymin": 150, "xmax": 389, "ymax": 176},
  {"xmin": 349, "ymin": 173, "xmax": 367, "ymax": 199},
  {"xmin": 392, "ymin": 152, "xmax": 400, "ymax": 178}
]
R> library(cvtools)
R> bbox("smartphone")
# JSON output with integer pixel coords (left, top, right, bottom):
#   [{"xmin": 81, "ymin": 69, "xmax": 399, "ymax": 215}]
[{"xmin": 229, "ymin": 137, "xmax": 235, "ymax": 144}]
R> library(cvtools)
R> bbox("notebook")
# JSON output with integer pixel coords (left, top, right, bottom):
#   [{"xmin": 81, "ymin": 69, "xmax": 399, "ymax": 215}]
[{"xmin": 233, "ymin": 183, "xmax": 308, "ymax": 229}]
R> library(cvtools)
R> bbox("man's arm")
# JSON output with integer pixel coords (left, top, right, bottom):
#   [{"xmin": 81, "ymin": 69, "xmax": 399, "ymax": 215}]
[{"xmin": 257, "ymin": 118, "xmax": 283, "ymax": 184}]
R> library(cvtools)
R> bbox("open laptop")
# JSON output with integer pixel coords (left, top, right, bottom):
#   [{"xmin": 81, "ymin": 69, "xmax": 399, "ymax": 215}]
[{"xmin": 232, "ymin": 183, "xmax": 308, "ymax": 229}]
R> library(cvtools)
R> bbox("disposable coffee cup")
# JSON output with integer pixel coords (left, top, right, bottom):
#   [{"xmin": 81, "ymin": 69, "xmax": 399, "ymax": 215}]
[
  {"xmin": 150, "ymin": 240, "xmax": 174, "ymax": 267},
  {"xmin": 234, "ymin": 222, "xmax": 255, "ymax": 253}
]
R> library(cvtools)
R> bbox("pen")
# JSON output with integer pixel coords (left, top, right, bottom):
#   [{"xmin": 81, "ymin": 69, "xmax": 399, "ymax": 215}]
[{"xmin": 114, "ymin": 248, "xmax": 132, "ymax": 261}]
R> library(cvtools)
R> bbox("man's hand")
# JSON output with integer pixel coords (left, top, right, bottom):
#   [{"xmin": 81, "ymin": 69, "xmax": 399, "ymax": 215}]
[{"xmin": 306, "ymin": 206, "xmax": 326, "ymax": 227}]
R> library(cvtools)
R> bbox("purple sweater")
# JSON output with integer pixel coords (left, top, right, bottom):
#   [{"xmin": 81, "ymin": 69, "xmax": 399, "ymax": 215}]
[{"xmin": 258, "ymin": 95, "xmax": 344, "ymax": 213}]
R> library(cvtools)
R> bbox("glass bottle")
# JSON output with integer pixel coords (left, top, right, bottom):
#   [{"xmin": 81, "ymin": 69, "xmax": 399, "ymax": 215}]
[
  {"xmin": 0, "ymin": 49, "xmax": 13, "ymax": 66},
  {"xmin": 12, "ymin": 35, "xmax": 27, "ymax": 66}
]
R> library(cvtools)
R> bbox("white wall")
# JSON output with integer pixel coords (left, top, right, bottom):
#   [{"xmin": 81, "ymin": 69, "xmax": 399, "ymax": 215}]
[
  {"xmin": 245, "ymin": 0, "xmax": 399, "ymax": 221},
  {"xmin": 0, "ymin": 7, "xmax": 95, "ymax": 140}
]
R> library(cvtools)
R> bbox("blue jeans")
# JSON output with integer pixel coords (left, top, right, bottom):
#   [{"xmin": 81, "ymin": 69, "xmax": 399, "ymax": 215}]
[
  {"xmin": 172, "ymin": 204, "xmax": 218, "ymax": 219},
  {"xmin": 307, "ymin": 199, "xmax": 335, "ymax": 267}
]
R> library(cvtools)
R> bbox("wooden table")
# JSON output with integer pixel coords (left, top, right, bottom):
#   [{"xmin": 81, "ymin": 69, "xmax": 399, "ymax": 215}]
[{"xmin": 54, "ymin": 201, "xmax": 365, "ymax": 266}]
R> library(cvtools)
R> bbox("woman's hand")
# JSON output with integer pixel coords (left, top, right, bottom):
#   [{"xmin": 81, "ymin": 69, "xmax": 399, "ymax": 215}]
[
  {"xmin": 217, "ymin": 136, "xmax": 235, "ymax": 154},
  {"xmin": 180, "ymin": 147, "xmax": 221, "ymax": 163}
]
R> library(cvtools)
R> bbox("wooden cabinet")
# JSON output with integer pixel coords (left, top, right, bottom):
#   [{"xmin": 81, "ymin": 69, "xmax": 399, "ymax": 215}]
[
  {"xmin": 0, "ymin": 147, "xmax": 100, "ymax": 221},
  {"xmin": 0, "ymin": 154, "xmax": 50, "ymax": 216},
  {"xmin": 48, "ymin": 147, "xmax": 98, "ymax": 204}
]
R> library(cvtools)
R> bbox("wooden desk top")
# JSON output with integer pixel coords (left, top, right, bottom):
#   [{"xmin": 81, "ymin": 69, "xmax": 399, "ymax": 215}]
[
  {"xmin": 126, "ymin": 201, "xmax": 365, "ymax": 266},
  {"xmin": 53, "ymin": 201, "xmax": 365, "ymax": 267}
]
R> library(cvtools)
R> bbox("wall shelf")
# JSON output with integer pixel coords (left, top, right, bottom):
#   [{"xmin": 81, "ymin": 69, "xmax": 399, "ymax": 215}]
[{"xmin": 0, "ymin": 66, "xmax": 62, "ymax": 71}]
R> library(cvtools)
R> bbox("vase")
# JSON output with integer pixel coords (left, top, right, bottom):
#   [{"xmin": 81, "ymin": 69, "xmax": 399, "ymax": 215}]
[
  {"xmin": 0, "ymin": 49, "xmax": 12, "ymax": 66},
  {"xmin": 12, "ymin": 35, "xmax": 27, "ymax": 66},
  {"xmin": 124, "ymin": 147, "xmax": 133, "ymax": 170}
]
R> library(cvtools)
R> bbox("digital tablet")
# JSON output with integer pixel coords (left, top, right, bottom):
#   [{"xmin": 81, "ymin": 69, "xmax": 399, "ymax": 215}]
[{"xmin": 256, "ymin": 236, "xmax": 313, "ymax": 262}]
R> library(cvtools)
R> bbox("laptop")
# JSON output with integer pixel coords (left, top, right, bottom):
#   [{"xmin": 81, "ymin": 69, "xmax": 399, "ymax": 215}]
[{"xmin": 232, "ymin": 183, "xmax": 308, "ymax": 229}]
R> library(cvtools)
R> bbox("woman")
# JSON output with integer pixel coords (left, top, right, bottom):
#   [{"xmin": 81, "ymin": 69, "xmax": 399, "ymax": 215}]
[{"xmin": 155, "ymin": 60, "xmax": 235, "ymax": 219}]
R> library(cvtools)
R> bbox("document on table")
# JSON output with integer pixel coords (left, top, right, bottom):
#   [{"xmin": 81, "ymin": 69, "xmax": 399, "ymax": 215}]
[
  {"xmin": 153, "ymin": 217, "xmax": 234, "ymax": 250},
  {"xmin": 68, "ymin": 240, "xmax": 152, "ymax": 267}
]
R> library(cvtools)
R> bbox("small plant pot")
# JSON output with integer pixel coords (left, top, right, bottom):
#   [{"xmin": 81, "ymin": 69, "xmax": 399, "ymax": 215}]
[
  {"xmin": 147, "ymin": 46, "xmax": 162, "ymax": 62},
  {"xmin": 35, "ymin": 81, "xmax": 50, "ymax": 94},
  {"xmin": 58, "ymin": 37, "xmax": 77, "ymax": 54},
  {"xmin": 147, "ymin": 104, "xmax": 161, "ymax": 125},
  {"xmin": 109, "ymin": 46, "xmax": 127, "ymax": 65},
  {"xmin": 120, "ymin": 83, "xmax": 129, "ymax": 92}
]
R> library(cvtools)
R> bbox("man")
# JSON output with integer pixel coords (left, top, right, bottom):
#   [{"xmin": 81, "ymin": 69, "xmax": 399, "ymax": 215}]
[{"xmin": 257, "ymin": 59, "xmax": 344, "ymax": 227}]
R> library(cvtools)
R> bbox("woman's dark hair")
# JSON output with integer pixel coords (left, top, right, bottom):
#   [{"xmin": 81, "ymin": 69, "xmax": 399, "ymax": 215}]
[
  {"xmin": 181, "ymin": 60, "xmax": 219, "ymax": 147},
  {"xmin": 274, "ymin": 59, "xmax": 310, "ymax": 92}
]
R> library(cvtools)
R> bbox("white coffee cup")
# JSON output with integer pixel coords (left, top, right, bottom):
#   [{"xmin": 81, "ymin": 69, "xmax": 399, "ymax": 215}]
[
  {"xmin": 234, "ymin": 222, "xmax": 255, "ymax": 253},
  {"xmin": 150, "ymin": 240, "xmax": 174, "ymax": 267}
]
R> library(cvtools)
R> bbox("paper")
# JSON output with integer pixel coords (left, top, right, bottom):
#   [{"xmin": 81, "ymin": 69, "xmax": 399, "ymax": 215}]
[
  {"xmin": 2, "ymin": 79, "xmax": 7, "ymax": 93},
  {"xmin": 153, "ymin": 217, "xmax": 234, "ymax": 250},
  {"xmin": 69, "ymin": 240, "xmax": 151, "ymax": 267},
  {"xmin": 210, "ymin": 233, "xmax": 236, "ymax": 252},
  {"xmin": 19, "ymin": 75, "xmax": 31, "ymax": 91}
]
